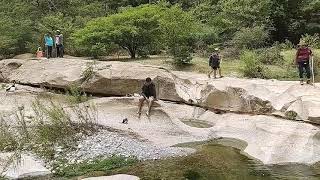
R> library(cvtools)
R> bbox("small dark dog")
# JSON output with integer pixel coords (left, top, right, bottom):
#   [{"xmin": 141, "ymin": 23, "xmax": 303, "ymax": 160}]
[{"xmin": 122, "ymin": 118, "xmax": 128, "ymax": 124}]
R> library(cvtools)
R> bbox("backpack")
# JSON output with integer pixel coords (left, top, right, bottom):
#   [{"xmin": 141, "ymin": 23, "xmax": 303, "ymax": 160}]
[{"xmin": 209, "ymin": 54, "xmax": 220, "ymax": 66}]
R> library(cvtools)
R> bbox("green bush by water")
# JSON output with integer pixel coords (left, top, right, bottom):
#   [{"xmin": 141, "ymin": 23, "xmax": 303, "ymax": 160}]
[{"xmin": 53, "ymin": 156, "xmax": 137, "ymax": 177}]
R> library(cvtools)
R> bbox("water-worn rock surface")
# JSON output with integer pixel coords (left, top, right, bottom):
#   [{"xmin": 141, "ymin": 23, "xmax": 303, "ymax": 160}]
[
  {"xmin": 1, "ymin": 58, "xmax": 320, "ymax": 124},
  {"xmin": 1, "ymin": 58, "xmax": 320, "ymax": 179},
  {"xmin": 89, "ymin": 97, "xmax": 320, "ymax": 165},
  {"xmin": 0, "ymin": 153, "xmax": 50, "ymax": 179}
]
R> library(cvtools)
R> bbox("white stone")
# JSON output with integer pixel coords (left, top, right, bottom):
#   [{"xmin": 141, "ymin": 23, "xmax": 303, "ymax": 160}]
[{"xmin": 0, "ymin": 153, "xmax": 51, "ymax": 179}]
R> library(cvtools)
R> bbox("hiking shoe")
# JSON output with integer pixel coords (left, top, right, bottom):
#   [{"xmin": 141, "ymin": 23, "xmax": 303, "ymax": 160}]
[
  {"xmin": 300, "ymin": 80, "xmax": 304, "ymax": 85},
  {"xmin": 307, "ymin": 80, "xmax": 312, "ymax": 85}
]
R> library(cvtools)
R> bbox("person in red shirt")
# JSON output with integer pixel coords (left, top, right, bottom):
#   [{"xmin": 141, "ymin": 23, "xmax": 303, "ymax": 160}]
[{"xmin": 295, "ymin": 42, "xmax": 313, "ymax": 85}]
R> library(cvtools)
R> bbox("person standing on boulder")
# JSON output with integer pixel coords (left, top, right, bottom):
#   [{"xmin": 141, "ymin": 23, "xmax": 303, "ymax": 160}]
[
  {"xmin": 44, "ymin": 33, "xmax": 54, "ymax": 59},
  {"xmin": 295, "ymin": 41, "xmax": 313, "ymax": 85},
  {"xmin": 55, "ymin": 30, "xmax": 64, "ymax": 58},
  {"xmin": 137, "ymin": 77, "xmax": 157, "ymax": 117},
  {"xmin": 208, "ymin": 48, "xmax": 223, "ymax": 79}
]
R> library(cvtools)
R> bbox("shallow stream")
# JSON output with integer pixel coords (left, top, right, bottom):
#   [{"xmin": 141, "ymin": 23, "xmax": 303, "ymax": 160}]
[{"xmin": 112, "ymin": 138, "xmax": 320, "ymax": 180}]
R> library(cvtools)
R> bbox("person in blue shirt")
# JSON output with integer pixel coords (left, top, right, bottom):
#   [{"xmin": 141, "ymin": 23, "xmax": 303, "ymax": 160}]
[{"xmin": 44, "ymin": 33, "xmax": 54, "ymax": 59}]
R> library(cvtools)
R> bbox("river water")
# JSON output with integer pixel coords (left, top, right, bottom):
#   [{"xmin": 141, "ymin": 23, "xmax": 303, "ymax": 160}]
[{"xmin": 114, "ymin": 139, "xmax": 320, "ymax": 180}]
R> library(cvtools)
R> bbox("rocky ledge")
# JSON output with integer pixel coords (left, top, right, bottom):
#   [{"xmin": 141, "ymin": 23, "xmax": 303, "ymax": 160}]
[{"xmin": 0, "ymin": 58, "xmax": 319, "ymax": 124}]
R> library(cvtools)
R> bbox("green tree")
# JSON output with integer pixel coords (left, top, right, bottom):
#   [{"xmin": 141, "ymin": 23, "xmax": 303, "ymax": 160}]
[
  {"xmin": 0, "ymin": 0, "xmax": 34, "ymax": 57},
  {"xmin": 73, "ymin": 5, "xmax": 163, "ymax": 59},
  {"xmin": 160, "ymin": 5, "xmax": 200, "ymax": 64},
  {"xmin": 231, "ymin": 26, "xmax": 270, "ymax": 49},
  {"xmin": 190, "ymin": 0, "xmax": 272, "ymax": 47},
  {"xmin": 270, "ymin": 0, "xmax": 320, "ymax": 43}
]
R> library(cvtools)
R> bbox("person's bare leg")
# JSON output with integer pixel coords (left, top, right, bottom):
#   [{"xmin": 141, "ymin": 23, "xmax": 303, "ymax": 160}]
[
  {"xmin": 146, "ymin": 97, "xmax": 155, "ymax": 116},
  {"xmin": 137, "ymin": 97, "xmax": 145, "ymax": 115},
  {"xmin": 213, "ymin": 69, "xmax": 217, "ymax": 79},
  {"xmin": 218, "ymin": 68, "xmax": 222, "ymax": 78},
  {"xmin": 208, "ymin": 69, "xmax": 213, "ymax": 78}
]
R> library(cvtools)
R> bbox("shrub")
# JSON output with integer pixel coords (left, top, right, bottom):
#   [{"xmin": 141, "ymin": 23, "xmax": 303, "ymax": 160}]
[
  {"xmin": 256, "ymin": 46, "xmax": 284, "ymax": 65},
  {"xmin": 277, "ymin": 40, "xmax": 294, "ymax": 50},
  {"xmin": 31, "ymin": 99, "xmax": 99, "ymax": 159},
  {"xmin": 81, "ymin": 61, "xmax": 96, "ymax": 83},
  {"xmin": 285, "ymin": 111, "xmax": 298, "ymax": 120},
  {"xmin": 220, "ymin": 47, "xmax": 241, "ymax": 60},
  {"xmin": 184, "ymin": 169, "xmax": 201, "ymax": 180},
  {"xmin": 67, "ymin": 85, "xmax": 90, "ymax": 104},
  {"xmin": 171, "ymin": 45, "xmax": 193, "ymax": 65},
  {"xmin": 301, "ymin": 34, "xmax": 320, "ymax": 48},
  {"xmin": 240, "ymin": 51, "xmax": 268, "ymax": 78},
  {"xmin": 0, "ymin": 93, "xmax": 99, "ymax": 160},
  {"xmin": 231, "ymin": 26, "xmax": 269, "ymax": 49},
  {"xmin": 53, "ymin": 156, "xmax": 137, "ymax": 177},
  {"xmin": 0, "ymin": 118, "xmax": 19, "ymax": 151}
]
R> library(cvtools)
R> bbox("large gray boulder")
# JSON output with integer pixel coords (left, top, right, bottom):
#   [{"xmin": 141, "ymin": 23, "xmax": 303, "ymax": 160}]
[{"xmin": 0, "ymin": 58, "xmax": 319, "ymax": 124}]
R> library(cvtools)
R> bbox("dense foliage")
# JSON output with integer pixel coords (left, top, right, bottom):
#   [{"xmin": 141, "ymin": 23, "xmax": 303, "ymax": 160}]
[{"xmin": 0, "ymin": 0, "xmax": 319, "ymax": 63}]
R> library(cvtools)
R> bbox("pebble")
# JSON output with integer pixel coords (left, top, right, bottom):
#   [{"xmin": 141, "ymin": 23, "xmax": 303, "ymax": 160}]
[{"xmin": 65, "ymin": 130, "xmax": 194, "ymax": 162}]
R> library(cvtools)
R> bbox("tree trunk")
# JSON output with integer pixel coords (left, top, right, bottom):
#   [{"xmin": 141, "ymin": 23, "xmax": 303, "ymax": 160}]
[{"xmin": 129, "ymin": 49, "xmax": 136, "ymax": 59}]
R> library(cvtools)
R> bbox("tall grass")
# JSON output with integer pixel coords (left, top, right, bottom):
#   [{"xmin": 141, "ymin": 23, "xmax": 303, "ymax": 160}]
[
  {"xmin": 0, "ymin": 90, "xmax": 99, "ymax": 161},
  {"xmin": 81, "ymin": 61, "xmax": 96, "ymax": 83}
]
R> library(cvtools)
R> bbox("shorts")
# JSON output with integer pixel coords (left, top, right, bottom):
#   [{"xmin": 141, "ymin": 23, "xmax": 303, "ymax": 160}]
[
  {"xmin": 211, "ymin": 65, "xmax": 220, "ymax": 70},
  {"xmin": 141, "ymin": 93, "xmax": 155, "ymax": 99}
]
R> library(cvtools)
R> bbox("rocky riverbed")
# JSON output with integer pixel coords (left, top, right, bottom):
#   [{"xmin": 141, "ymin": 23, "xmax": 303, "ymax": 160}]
[
  {"xmin": 0, "ymin": 57, "xmax": 320, "ymax": 179},
  {"xmin": 64, "ymin": 130, "xmax": 195, "ymax": 163}
]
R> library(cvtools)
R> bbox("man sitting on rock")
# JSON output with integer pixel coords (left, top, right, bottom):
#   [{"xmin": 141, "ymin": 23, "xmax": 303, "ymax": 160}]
[{"xmin": 137, "ymin": 77, "xmax": 157, "ymax": 116}]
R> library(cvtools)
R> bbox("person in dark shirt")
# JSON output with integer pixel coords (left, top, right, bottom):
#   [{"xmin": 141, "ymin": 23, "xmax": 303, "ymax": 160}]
[
  {"xmin": 137, "ymin": 77, "xmax": 157, "ymax": 116},
  {"xmin": 208, "ymin": 48, "xmax": 223, "ymax": 79}
]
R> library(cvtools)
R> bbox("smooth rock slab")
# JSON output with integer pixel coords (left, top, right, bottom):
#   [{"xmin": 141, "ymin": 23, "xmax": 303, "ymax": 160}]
[
  {"xmin": 83, "ymin": 174, "xmax": 140, "ymax": 180},
  {"xmin": 0, "ymin": 153, "xmax": 51, "ymax": 179},
  {"xmin": 89, "ymin": 97, "xmax": 320, "ymax": 165},
  {"xmin": 1, "ymin": 58, "xmax": 320, "ymax": 123}
]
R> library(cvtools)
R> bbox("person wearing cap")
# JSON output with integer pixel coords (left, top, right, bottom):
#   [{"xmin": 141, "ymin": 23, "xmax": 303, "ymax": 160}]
[
  {"xmin": 44, "ymin": 33, "xmax": 54, "ymax": 59},
  {"xmin": 137, "ymin": 77, "xmax": 157, "ymax": 116},
  {"xmin": 55, "ymin": 30, "xmax": 64, "ymax": 58},
  {"xmin": 295, "ymin": 41, "xmax": 313, "ymax": 85},
  {"xmin": 208, "ymin": 48, "xmax": 223, "ymax": 79}
]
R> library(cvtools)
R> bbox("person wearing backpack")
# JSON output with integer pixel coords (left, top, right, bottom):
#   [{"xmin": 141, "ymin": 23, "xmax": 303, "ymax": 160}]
[
  {"xmin": 295, "ymin": 41, "xmax": 313, "ymax": 85},
  {"xmin": 208, "ymin": 48, "xmax": 223, "ymax": 79},
  {"xmin": 55, "ymin": 30, "xmax": 64, "ymax": 58},
  {"xmin": 44, "ymin": 33, "xmax": 53, "ymax": 59}
]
